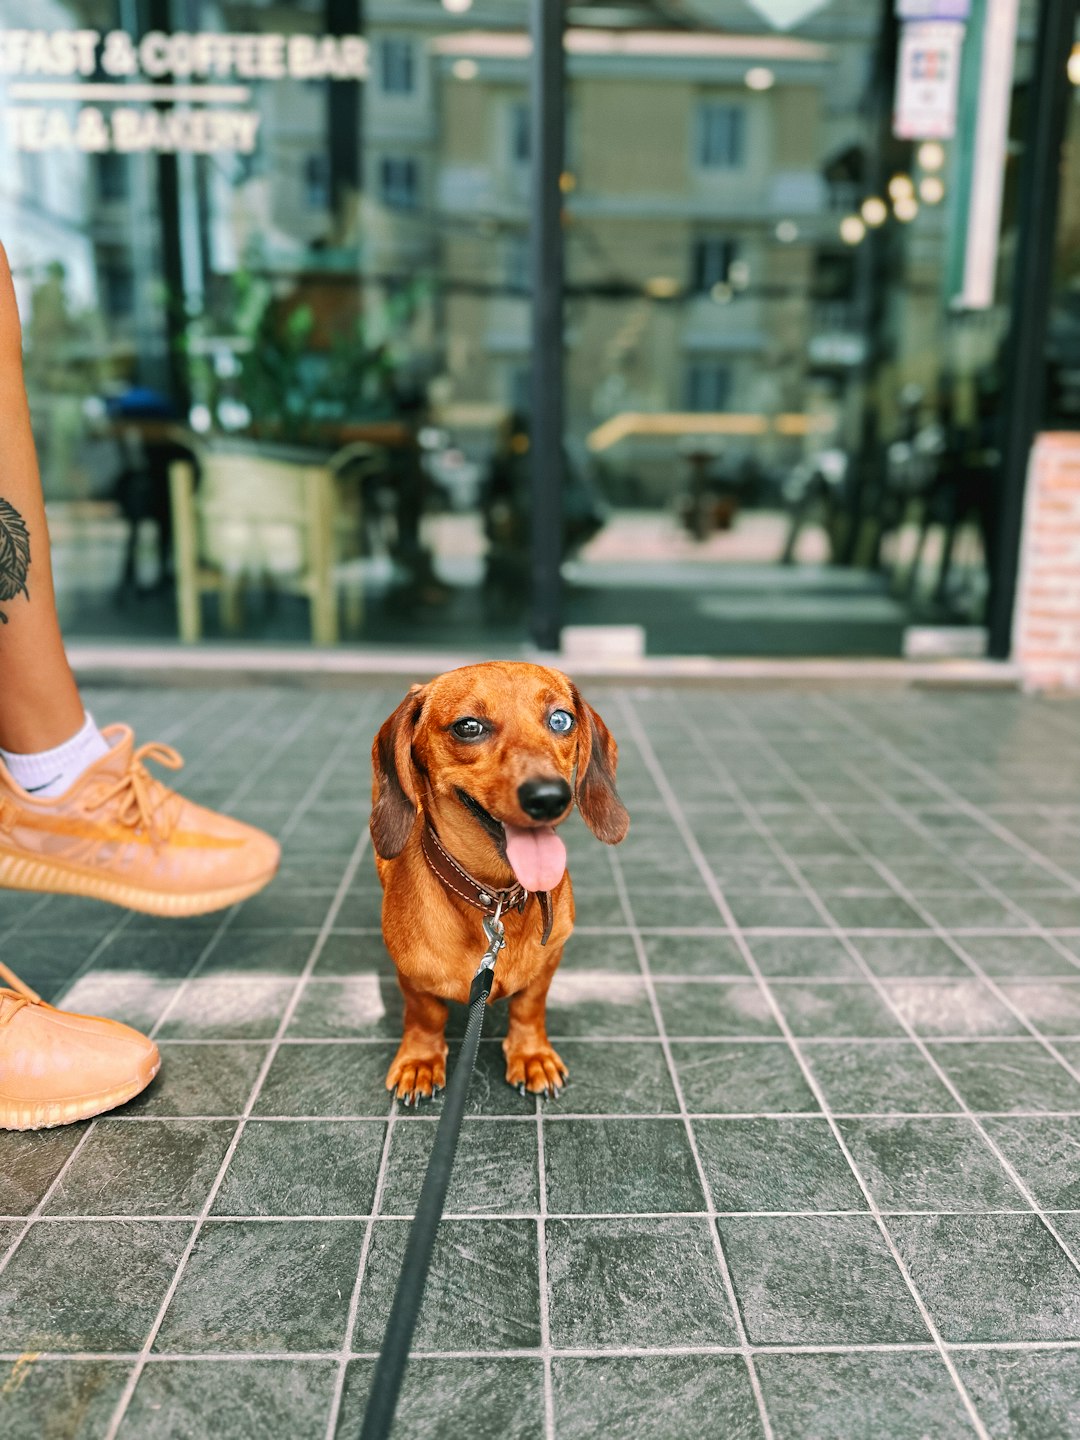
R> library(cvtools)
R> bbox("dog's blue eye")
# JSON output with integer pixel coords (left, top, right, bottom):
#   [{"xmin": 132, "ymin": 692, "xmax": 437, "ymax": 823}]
[
  {"xmin": 549, "ymin": 709, "xmax": 575, "ymax": 734},
  {"xmin": 451, "ymin": 717, "xmax": 486, "ymax": 741}
]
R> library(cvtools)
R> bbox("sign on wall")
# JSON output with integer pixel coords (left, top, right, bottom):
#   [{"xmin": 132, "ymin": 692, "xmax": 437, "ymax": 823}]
[
  {"xmin": 893, "ymin": 19, "xmax": 966, "ymax": 139},
  {"xmin": 0, "ymin": 29, "xmax": 366, "ymax": 154}
]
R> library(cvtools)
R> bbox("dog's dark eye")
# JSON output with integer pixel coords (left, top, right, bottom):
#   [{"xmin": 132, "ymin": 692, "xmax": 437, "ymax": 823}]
[
  {"xmin": 549, "ymin": 709, "xmax": 575, "ymax": 734},
  {"xmin": 451, "ymin": 717, "xmax": 486, "ymax": 741}
]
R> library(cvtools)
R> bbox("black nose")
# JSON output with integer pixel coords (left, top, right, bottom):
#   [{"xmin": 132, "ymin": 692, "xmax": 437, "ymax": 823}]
[{"xmin": 518, "ymin": 777, "xmax": 572, "ymax": 821}]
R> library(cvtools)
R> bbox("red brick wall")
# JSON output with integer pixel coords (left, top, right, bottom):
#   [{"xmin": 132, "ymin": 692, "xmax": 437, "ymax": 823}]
[{"xmin": 1014, "ymin": 432, "xmax": 1080, "ymax": 689}]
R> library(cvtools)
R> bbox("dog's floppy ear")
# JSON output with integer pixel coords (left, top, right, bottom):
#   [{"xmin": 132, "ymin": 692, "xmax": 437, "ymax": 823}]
[
  {"xmin": 571, "ymin": 686, "xmax": 630, "ymax": 844},
  {"xmin": 370, "ymin": 683, "xmax": 428, "ymax": 859}
]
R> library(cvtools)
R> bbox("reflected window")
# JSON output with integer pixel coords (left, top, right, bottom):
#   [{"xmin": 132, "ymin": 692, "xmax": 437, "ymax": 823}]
[
  {"xmin": 697, "ymin": 102, "xmax": 746, "ymax": 169},
  {"xmin": 304, "ymin": 153, "xmax": 330, "ymax": 209},
  {"xmin": 812, "ymin": 249, "xmax": 857, "ymax": 302},
  {"xmin": 379, "ymin": 156, "xmax": 420, "ymax": 209},
  {"xmin": 510, "ymin": 364, "xmax": 531, "ymax": 413},
  {"xmin": 99, "ymin": 255, "xmax": 135, "ymax": 318},
  {"xmin": 505, "ymin": 232, "xmax": 530, "ymax": 292},
  {"xmin": 510, "ymin": 100, "xmax": 531, "ymax": 165},
  {"xmin": 692, "ymin": 237, "xmax": 739, "ymax": 292},
  {"xmin": 378, "ymin": 37, "xmax": 415, "ymax": 95},
  {"xmin": 686, "ymin": 360, "xmax": 732, "ymax": 411},
  {"xmin": 96, "ymin": 153, "xmax": 128, "ymax": 203}
]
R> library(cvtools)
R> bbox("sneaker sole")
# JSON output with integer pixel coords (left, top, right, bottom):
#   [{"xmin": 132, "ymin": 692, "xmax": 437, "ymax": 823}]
[
  {"xmin": 0, "ymin": 1054, "xmax": 161, "ymax": 1131},
  {"xmin": 0, "ymin": 849, "xmax": 278, "ymax": 918}
]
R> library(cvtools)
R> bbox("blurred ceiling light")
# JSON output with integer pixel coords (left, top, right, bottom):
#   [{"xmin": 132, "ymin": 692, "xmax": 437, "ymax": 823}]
[
  {"xmin": 888, "ymin": 174, "xmax": 914, "ymax": 201},
  {"xmin": 861, "ymin": 196, "xmax": 888, "ymax": 227},
  {"xmin": 728, "ymin": 259, "xmax": 751, "ymax": 290},
  {"xmin": 775, "ymin": 220, "xmax": 799, "ymax": 242},
  {"xmin": 711, "ymin": 282, "xmax": 734, "ymax": 304},
  {"xmin": 451, "ymin": 58, "xmax": 478, "ymax": 80},
  {"xmin": 1069, "ymin": 43, "xmax": 1080, "ymax": 84},
  {"xmin": 840, "ymin": 214, "xmax": 866, "ymax": 245},
  {"xmin": 644, "ymin": 275, "xmax": 680, "ymax": 298},
  {"xmin": 745, "ymin": 66, "xmax": 775, "ymax": 90},
  {"xmin": 917, "ymin": 141, "xmax": 946, "ymax": 172},
  {"xmin": 441, "ymin": 0, "xmax": 474, "ymax": 12},
  {"xmin": 894, "ymin": 195, "xmax": 919, "ymax": 222},
  {"xmin": 559, "ymin": 170, "xmax": 577, "ymax": 193},
  {"xmin": 919, "ymin": 175, "xmax": 945, "ymax": 204}
]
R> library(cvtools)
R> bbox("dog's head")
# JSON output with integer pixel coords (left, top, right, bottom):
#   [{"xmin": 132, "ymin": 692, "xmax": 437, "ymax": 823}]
[{"xmin": 370, "ymin": 661, "xmax": 629, "ymax": 889}]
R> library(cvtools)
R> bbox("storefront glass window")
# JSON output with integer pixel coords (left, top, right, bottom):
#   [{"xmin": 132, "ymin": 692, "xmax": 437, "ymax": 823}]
[
  {"xmin": 1045, "ymin": 16, "xmax": 1080, "ymax": 429},
  {"xmin": 0, "ymin": 1, "xmax": 1053, "ymax": 656}
]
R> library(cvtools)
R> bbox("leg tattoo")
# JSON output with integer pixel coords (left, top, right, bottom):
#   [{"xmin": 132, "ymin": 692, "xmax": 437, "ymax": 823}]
[{"xmin": 0, "ymin": 497, "xmax": 30, "ymax": 623}]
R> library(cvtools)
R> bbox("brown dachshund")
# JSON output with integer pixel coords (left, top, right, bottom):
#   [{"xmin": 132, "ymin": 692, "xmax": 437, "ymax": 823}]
[{"xmin": 370, "ymin": 661, "xmax": 629, "ymax": 1103}]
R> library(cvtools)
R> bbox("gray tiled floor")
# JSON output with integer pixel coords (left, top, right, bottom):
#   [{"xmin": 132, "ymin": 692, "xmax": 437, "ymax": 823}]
[{"xmin": 5, "ymin": 686, "xmax": 1080, "ymax": 1436}]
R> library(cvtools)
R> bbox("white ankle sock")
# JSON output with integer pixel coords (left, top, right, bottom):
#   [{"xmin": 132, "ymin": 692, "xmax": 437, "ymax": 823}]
[{"xmin": 0, "ymin": 713, "xmax": 111, "ymax": 799}]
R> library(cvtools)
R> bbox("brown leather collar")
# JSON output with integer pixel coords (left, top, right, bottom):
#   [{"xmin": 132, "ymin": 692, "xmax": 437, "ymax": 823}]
[{"xmin": 421, "ymin": 823, "xmax": 554, "ymax": 945}]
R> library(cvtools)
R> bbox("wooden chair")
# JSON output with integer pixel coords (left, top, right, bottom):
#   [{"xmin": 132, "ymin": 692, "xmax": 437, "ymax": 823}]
[{"xmin": 169, "ymin": 448, "xmax": 339, "ymax": 645}]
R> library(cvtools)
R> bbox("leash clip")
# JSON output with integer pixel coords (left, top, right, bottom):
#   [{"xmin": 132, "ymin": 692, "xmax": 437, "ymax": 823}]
[
  {"xmin": 470, "ymin": 902, "xmax": 504, "ymax": 1004},
  {"xmin": 476, "ymin": 901, "xmax": 505, "ymax": 975}
]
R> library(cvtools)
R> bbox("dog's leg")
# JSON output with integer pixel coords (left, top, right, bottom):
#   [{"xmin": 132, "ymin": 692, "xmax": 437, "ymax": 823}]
[
  {"xmin": 503, "ymin": 960, "xmax": 568, "ymax": 1097},
  {"xmin": 386, "ymin": 976, "xmax": 449, "ymax": 1105}
]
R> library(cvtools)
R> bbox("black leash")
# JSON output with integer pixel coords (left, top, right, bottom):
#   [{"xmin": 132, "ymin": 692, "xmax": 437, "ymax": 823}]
[{"xmin": 359, "ymin": 907, "xmax": 505, "ymax": 1440}]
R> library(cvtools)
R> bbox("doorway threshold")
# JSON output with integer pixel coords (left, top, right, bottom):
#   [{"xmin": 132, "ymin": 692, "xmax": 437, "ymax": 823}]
[{"xmin": 66, "ymin": 643, "xmax": 1022, "ymax": 690}]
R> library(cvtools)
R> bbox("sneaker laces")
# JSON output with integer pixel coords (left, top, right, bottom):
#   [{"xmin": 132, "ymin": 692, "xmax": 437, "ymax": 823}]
[
  {"xmin": 0, "ymin": 959, "xmax": 40, "ymax": 1002},
  {"xmin": 0, "ymin": 959, "xmax": 43, "ymax": 1025},
  {"xmin": 82, "ymin": 741, "xmax": 184, "ymax": 842},
  {"xmin": 0, "ymin": 989, "xmax": 34, "ymax": 1026}
]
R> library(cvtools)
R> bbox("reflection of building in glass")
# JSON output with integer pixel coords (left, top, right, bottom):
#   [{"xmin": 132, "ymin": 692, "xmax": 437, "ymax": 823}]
[
  {"xmin": 433, "ymin": 28, "xmax": 837, "ymax": 427},
  {"xmin": 356, "ymin": 13, "xmax": 968, "ymax": 503}
]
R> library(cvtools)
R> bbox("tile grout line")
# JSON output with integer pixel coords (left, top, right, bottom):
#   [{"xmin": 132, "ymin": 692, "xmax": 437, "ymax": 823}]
[
  {"xmin": 812, "ymin": 694, "xmax": 1080, "ymax": 899},
  {"xmin": 536, "ymin": 1089, "xmax": 557, "ymax": 1440},
  {"xmin": 0, "ymin": 892, "xmax": 51, "ymax": 947},
  {"xmin": 323, "ymin": 1093, "xmax": 399, "ymax": 1437},
  {"xmin": 100, "ymin": 703, "xmax": 381, "ymax": 1440},
  {"xmin": 121, "ymin": 1031, "xmax": 1080, "ymax": 1046},
  {"xmin": 841, "ymin": 689, "xmax": 1080, "ymax": 778},
  {"xmin": 7, "ymin": 1204, "xmax": 1065, "ymax": 1224},
  {"xmin": 617, "ymin": 695, "xmax": 992, "ymax": 1440},
  {"xmin": 16, "ymin": 1335, "xmax": 1080, "ymax": 1364},
  {"xmin": 142, "ymin": 693, "xmax": 342, "ymax": 1042},
  {"xmin": 608, "ymin": 717, "xmax": 776, "ymax": 1440},
  {"xmin": 38, "ymin": 1105, "xmax": 1080, "ymax": 1125},
  {"xmin": 713, "ymin": 705, "xmax": 1080, "ymax": 1286},
  {"xmin": 836, "ymin": 758, "xmax": 1080, "ymax": 1035},
  {"xmin": 242, "ymin": 970, "xmax": 1078, "ymax": 984}
]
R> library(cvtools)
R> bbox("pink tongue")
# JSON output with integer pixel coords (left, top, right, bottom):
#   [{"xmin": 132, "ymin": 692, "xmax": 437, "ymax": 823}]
[{"xmin": 503, "ymin": 824, "xmax": 567, "ymax": 892}]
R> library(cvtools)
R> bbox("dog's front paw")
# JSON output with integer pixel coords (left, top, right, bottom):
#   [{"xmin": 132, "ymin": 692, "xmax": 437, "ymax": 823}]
[
  {"xmin": 386, "ymin": 1047, "xmax": 446, "ymax": 1106},
  {"xmin": 503, "ymin": 1041, "xmax": 568, "ymax": 1098}
]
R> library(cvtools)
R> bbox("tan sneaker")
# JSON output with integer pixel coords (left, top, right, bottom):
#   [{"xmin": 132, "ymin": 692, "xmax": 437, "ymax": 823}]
[
  {"xmin": 0, "ymin": 961, "xmax": 160, "ymax": 1130},
  {"xmin": 0, "ymin": 725, "xmax": 280, "ymax": 917}
]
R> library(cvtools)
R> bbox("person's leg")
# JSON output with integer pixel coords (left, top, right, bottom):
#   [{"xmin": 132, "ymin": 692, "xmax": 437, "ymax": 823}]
[{"xmin": 0, "ymin": 240, "xmax": 85, "ymax": 752}]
